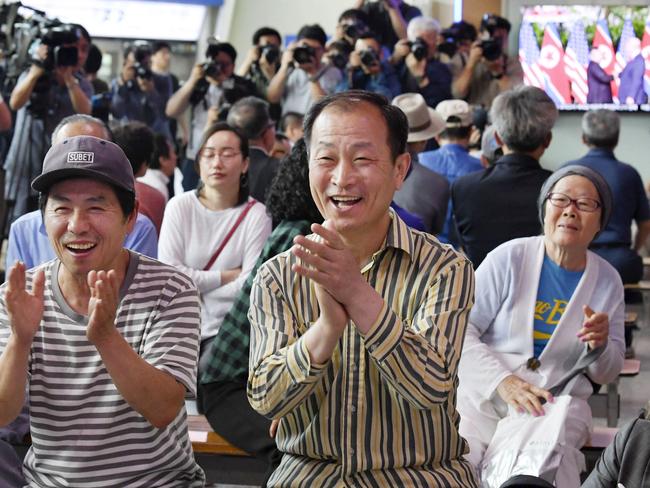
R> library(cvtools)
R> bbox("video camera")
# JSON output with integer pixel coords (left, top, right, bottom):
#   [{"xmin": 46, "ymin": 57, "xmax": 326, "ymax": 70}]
[{"xmin": 34, "ymin": 24, "xmax": 79, "ymax": 71}]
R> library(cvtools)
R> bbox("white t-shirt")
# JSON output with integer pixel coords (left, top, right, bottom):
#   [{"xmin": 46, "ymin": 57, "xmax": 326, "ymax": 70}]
[
  {"xmin": 282, "ymin": 65, "xmax": 342, "ymax": 115},
  {"xmin": 158, "ymin": 192, "xmax": 272, "ymax": 339}
]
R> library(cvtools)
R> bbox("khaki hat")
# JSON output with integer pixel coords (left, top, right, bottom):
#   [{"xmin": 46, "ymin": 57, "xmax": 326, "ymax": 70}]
[
  {"xmin": 392, "ymin": 93, "xmax": 445, "ymax": 143},
  {"xmin": 32, "ymin": 136, "xmax": 135, "ymax": 193},
  {"xmin": 435, "ymin": 99, "xmax": 473, "ymax": 127}
]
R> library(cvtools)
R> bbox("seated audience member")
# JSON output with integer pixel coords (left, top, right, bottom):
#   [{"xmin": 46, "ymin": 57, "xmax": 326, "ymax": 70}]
[
  {"xmin": 452, "ymin": 86, "xmax": 555, "ymax": 267},
  {"xmin": 271, "ymin": 133, "xmax": 291, "ymax": 160},
  {"xmin": 458, "ymin": 166, "xmax": 624, "ymax": 487},
  {"xmin": 0, "ymin": 135, "xmax": 205, "ymax": 486},
  {"xmin": 479, "ymin": 124, "xmax": 503, "ymax": 167},
  {"xmin": 392, "ymin": 92, "xmax": 450, "ymax": 234},
  {"xmin": 166, "ymin": 41, "xmax": 258, "ymax": 191},
  {"xmin": 355, "ymin": 0, "xmax": 421, "ymax": 50},
  {"xmin": 279, "ymin": 111, "xmax": 304, "ymax": 144},
  {"xmin": 227, "ymin": 96, "xmax": 279, "ymax": 203},
  {"xmin": 112, "ymin": 122, "xmax": 165, "ymax": 234},
  {"xmin": 267, "ymin": 24, "xmax": 342, "ymax": 116},
  {"xmin": 0, "ymin": 114, "xmax": 159, "ymax": 484},
  {"xmin": 110, "ymin": 43, "xmax": 172, "ymax": 140},
  {"xmin": 236, "ymin": 27, "xmax": 282, "ymax": 119},
  {"xmin": 200, "ymin": 138, "xmax": 321, "ymax": 484},
  {"xmin": 420, "ymin": 99, "xmax": 481, "ymax": 244},
  {"xmin": 582, "ymin": 401, "xmax": 650, "ymax": 487},
  {"xmin": 158, "ymin": 122, "xmax": 271, "ymax": 357},
  {"xmin": 336, "ymin": 32, "xmax": 401, "ymax": 99},
  {"xmin": 247, "ymin": 91, "xmax": 478, "ymax": 487},
  {"xmin": 138, "ymin": 132, "xmax": 182, "ymax": 202},
  {"xmin": 391, "ymin": 16, "xmax": 452, "ymax": 109},
  {"xmin": 451, "ymin": 14, "xmax": 522, "ymax": 108},
  {"xmin": 563, "ymin": 109, "xmax": 650, "ymax": 284}
]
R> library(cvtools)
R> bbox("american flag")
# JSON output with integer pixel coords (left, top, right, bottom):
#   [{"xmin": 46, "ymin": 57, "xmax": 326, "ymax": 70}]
[
  {"xmin": 592, "ymin": 18, "xmax": 617, "ymax": 100},
  {"xmin": 539, "ymin": 23, "xmax": 572, "ymax": 105},
  {"xmin": 565, "ymin": 20, "xmax": 589, "ymax": 104},
  {"xmin": 641, "ymin": 16, "xmax": 650, "ymax": 98},
  {"xmin": 614, "ymin": 17, "xmax": 636, "ymax": 102},
  {"xmin": 519, "ymin": 22, "xmax": 545, "ymax": 88}
]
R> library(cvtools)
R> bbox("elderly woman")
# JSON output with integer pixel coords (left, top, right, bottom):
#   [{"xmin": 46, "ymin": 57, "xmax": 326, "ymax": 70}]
[{"xmin": 457, "ymin": 165, "xmax": 625, "ymax": 487}]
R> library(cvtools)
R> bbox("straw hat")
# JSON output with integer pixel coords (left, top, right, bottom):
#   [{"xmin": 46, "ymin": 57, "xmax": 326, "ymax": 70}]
[{"xmin": 392, "ymin": 93, "xmax": 445, "ymax": 143}]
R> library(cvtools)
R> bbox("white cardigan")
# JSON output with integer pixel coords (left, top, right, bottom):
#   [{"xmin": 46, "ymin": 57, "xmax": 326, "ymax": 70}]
[{"xmin": 458, "ymin": 236, "xmax": 625, "ymax": 406}]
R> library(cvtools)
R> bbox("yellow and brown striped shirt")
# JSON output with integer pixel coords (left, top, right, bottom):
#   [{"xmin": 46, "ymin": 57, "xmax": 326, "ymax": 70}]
[{"xmin": 248, "ymin": 213, "xmax": 478, "ymax": 487}]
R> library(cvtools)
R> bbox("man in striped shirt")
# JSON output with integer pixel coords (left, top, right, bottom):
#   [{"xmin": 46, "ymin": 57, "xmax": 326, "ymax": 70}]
[
  {"xmin": 0, "ymin": 136, "xmax": 204, "ymax": 486},
  {"xmin": 248, "ymin": 90, "xmax": 478, "ymax": 487}
]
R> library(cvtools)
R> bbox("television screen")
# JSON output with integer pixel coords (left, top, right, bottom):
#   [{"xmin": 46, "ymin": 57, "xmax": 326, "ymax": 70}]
[{"xmin": 519, "ymin": 6, "xmax": 650, "ymax": 111}]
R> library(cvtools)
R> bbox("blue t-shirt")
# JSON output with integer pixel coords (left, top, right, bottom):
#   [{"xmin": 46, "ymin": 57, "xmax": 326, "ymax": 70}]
[{"xmin": 533, "ymin": 254, "xmax": 584, "ymax": 357}]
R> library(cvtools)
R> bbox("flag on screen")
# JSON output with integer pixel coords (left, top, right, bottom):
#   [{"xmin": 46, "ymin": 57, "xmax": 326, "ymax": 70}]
[
  {"xmin": 565, "ymin": 20, "xmax": 589, "ymax": 103},
  {"xmin": 539, "ymin": 23, "xmax": 571, "ymax": 105},
  {"xmin": 519, "ymin": 22, "xmax": 545, "ymax": 88},
  {"xmin": 641, "ymin": 16, "xmax": 650, "ymax": 97},
  {"xmin": 592, "ymin": 18, "xmax": 617, "ymax": 100},
  {"xmin": 614, "ymin": 17, "xmax": 636, "ymax": 101}
]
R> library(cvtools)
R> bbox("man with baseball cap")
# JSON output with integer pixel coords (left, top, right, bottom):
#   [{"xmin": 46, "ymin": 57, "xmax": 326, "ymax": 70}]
[
  {"xmin": 0, "ymin": 136, "xmax": 205, "ymax": 486},
  {"xmin": 419, "ymin": 99, "xmax": 481, "ymax": 244},
  {"xmin": 392, "ymin": 92, "xmax": 450, "ymax": 234}
]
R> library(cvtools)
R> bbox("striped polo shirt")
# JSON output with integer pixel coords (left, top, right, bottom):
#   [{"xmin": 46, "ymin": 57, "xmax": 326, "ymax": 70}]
[
  {"xmin": 0, "ymin": 252, "xmax": 205, "ymax": 487},
  {"xmin": 248, "ymin": 212, "xmax": 478, "ymax": 487}
]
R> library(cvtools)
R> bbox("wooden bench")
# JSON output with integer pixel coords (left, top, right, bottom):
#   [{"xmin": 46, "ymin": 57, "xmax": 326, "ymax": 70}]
[
  {"xmin": 188, "ymin": 414, "xmax": 250, "ymax": 456},
  {"xmin": 588, "ymin": 358, "xmax": 641, "ymax": 427}
]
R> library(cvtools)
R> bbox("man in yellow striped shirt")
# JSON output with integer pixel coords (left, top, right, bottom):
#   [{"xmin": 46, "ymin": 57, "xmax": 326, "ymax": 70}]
[{"xmin": 248, "ymin": 90, "xmax": 478, "ymax": 487}]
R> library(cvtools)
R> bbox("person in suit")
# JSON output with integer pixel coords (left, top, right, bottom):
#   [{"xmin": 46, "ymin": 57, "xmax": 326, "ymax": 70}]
[{"xmin": 227, "ymin": 96, "xmax": 279, "ymax": 203}]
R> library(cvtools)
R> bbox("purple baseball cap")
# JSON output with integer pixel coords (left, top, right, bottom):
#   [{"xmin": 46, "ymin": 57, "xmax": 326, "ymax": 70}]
[{"xmin": 31, "ymin": 135, "xmax": 135, "ymax": 193}]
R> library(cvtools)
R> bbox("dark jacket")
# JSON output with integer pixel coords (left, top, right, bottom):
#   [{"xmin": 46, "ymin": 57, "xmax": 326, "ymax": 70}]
[
  {"xmin": 587, "ymin": 61, "xmax": 613, "ymax": 104},
  {"xmin": 581, "ymin": 414, "xmax": 650, "ymax": 488},
  {"xmin": 451, "ymin": 153, "xmax": 551, "ymax": 267},
  {"xmin": 248, "ymin": 147, "xmax": 279, "ymax": 204}
]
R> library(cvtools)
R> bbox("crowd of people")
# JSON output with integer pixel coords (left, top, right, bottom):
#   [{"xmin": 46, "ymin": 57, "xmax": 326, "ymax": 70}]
[{"xmin": 0, "ymin": 0, "xmax": 647, "ymax": 487}]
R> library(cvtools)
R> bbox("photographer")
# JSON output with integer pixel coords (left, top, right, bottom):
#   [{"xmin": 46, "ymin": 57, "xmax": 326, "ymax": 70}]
[
  {"xmin": 451, "ymin": 14, "xmax": 522, "ymax": 108},
  {"xmin": 438, "ymin": 21, "xmax": 477, "ymax": 73},
  {"xmin": 336, "ymin": 32, "xmax": 400, "ymax": 99},
  {"xmin": 331, "ymin": 9, "xmax": 370, "ymax": 47},
  {"xmin": 166, "ymin": 41, "xmax": 257, "ymax": 190},
  {"xmin": 110, "ymin": 43, "xmax": 172, "ymax": 140},
  {"xmin": 391, "ymin": 16, "xmax": 452, "ymax": 108},
  {"xmin": 267, "ymin": 24, "xmax": 341, "ymax": 116},
  {"xmin": 353, "ymin": 0, "xmax": 421, "ymax": 50},
  {"xmin": 4, "ymin": 23, "xmax": 92, "ymax": 225}
]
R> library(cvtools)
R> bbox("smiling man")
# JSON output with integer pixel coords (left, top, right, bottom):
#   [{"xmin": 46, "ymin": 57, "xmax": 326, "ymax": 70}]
[
  {"xmin": 0, "ymin": 136, "xmax": 204, "ymax": 486},
  {"xmin": 247, "ymin": 90, "xmax": 478, "ymax": 487}
]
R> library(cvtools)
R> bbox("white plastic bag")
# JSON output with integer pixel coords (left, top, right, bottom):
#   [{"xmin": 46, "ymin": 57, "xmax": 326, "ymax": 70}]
[{"xmin": 480, "ymin": 395, "xmax": 585, "ymax": 488}]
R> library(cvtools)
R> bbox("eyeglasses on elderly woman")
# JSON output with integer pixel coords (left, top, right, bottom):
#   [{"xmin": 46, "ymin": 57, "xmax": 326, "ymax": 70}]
[{"xmin": 546, "ymin": 192, "xmax": 601, "ymax": 212}]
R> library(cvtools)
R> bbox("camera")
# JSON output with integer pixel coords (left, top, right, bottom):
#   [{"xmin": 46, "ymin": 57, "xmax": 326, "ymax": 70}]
[
  {"xmin": 359, "ymin": 49, "xmax": 379, "ymax": 67},
  {"xmin": 479, "ymin": 39, "xmax": 502, "ymax": 61},
  {"xmin": 327, "ymin": 40, "xmax": 352, "ymax": 71},
  {"xmin": 133, "ymin": 62, "xmax": 152, "ymax": 80},
  {"xmin": 35, "ymin": 24, "xmax": 80, "ymax": 71},
  {"xmin": 202, "ymin": 60, "xmax": 223, "ymax": 79},
  {"xmin": 410, "ymin": 38, "xmax": 428, "ymax": 61},
  {"xmin": 293, "ymin": 45, "xmax": 316, "ymax": 64},
  {"xmin": 260, "ymin": 44, "xmax": 280, "ymax": 65}
]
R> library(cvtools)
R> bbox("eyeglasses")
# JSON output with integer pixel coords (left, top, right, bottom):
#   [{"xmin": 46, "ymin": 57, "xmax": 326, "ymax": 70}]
[
  {"xmin": 199, "ymin": 149, "xmax": 241, "ymax": 163},
  {"xmin": 546, "ymin": 192, "xmax": 601, "ymax": 212}
]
